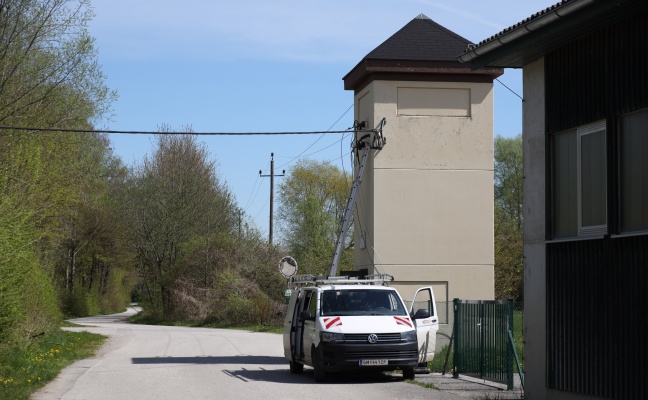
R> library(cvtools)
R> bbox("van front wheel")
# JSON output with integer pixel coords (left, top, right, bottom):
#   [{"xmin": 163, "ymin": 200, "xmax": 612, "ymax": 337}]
[
  {"xmin": 402, "ymin": 367, "xmax": 415, "ymax": 380},
  {"xmin": 311, "ymin": 346, "xmax": 328, "ymax": 383}
]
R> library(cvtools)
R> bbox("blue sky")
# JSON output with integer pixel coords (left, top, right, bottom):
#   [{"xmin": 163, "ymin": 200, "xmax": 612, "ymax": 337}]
[{"xmin": 88, "ymin": 0, "xmax": 551, "ymax": 238}]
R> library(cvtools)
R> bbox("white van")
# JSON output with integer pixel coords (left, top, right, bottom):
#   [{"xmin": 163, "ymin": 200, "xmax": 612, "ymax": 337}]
[{"xmin": 283, "ymin": 275, "xmax": 438, "ymax": 382}]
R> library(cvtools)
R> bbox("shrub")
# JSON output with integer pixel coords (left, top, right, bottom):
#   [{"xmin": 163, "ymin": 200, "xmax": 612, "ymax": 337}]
[
  {"xmin": 0, "ymin": 203, "xmax": 60, "ymax": 350},
  {"xmin": 206, "ymin": 269, "xmax": 283, "ymax": 326}
]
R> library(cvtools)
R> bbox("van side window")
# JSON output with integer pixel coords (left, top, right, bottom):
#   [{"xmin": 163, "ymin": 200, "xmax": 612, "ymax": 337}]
[{"xmin": 308, "ymin": 292, "xmax": 317, "ymax": 317}]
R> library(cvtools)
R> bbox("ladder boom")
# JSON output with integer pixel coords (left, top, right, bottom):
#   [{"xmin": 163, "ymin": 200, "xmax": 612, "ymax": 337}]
[
  {"xmin": 327, "ymin": 118, "xmax": 386, "ymax": 278},
  {"xmin": 327, "ymin": 144, "xmax": 370, "ymax": 277}
]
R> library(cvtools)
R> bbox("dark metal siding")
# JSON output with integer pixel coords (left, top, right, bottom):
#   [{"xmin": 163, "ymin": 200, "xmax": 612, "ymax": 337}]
[
  {"xmin": 547, "ymin": 236, "xmax": 648, "ymax": 399},
  {"xmin": 544, "ymin": 5, "xmax": 648, "ymax": 399},
  {"xmin": 545, "ymin": 7, "xmax": 648, "ymax": 134}
]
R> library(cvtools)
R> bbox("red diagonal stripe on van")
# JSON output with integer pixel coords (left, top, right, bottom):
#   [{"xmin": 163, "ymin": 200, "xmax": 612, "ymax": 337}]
[
  {"xmin": 323, "ymin": 317, "xmax": 342, "ymax": 329},
  {"xmin": 394, "ymin": 316, "xmax": 413, "ymax": 328}
]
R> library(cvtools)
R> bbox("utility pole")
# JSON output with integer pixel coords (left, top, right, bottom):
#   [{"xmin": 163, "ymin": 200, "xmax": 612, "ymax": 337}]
[{"xmin": 259, "ymin": 153, "xmax": 285, "ymax": 245}]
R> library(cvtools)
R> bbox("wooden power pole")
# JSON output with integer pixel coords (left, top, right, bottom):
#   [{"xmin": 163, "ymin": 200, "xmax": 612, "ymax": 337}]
[{"xmin": 259, "ymin": 153, "xmax": 284, "ymax": 245}]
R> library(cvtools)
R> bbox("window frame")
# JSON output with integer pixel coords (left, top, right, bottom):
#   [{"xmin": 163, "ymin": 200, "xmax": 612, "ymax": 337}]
[
  {"xmin": 551, "ymin": 120, "xmax": 608, "ymax": 240},
  {"xmin": 576, "ymin": 120, "xmax": 607, "ymax": 237},
  {"xmin": 618, "ymin": 108, "xmax": 648, "ymax": 235}
]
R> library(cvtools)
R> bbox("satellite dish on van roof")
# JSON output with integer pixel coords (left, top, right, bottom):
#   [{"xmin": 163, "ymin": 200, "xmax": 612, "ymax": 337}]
[{"xmin": 278, "ymin": 256, "xmax": 298, "ymax": 278}]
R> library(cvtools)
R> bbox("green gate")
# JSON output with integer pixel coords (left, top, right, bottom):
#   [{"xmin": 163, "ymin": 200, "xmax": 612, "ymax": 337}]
[{"xmin": 452, "ymin": 299, "xmax": 518, "ymax": 389}]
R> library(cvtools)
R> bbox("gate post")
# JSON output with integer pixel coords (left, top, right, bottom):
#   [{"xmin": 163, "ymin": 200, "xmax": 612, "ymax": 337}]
[
  {"xmin": 507, "ymin": 299, "xmax": 514, "ymax": 390},
  {"xmin": 479, "ymin": 300, "xmax": 485, "ymax": 379},
  {"xmin": 452, "ymin": 298, "xmax": 459, "ymax": 378}
]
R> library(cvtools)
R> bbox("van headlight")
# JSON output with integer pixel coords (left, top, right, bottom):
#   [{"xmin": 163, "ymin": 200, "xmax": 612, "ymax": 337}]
[
  {"xmin": 321, "ymin": 332, "xmax": 345, "ymax": 343},
  {"xmin": 401, "ymin": 330, "xmax": 417, "ymax": 342}
]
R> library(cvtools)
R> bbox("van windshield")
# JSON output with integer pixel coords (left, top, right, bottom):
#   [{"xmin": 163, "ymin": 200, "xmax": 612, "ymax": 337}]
[{"xmin": 320, "ymin": 289, "xmax": 407, "ymax": 316}]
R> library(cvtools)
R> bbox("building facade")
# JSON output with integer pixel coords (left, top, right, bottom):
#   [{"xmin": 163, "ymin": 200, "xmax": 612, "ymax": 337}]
[
  {"xmin": 344, "ymin": 15, "xmax": 498, "ymax": 348},
  {"xmin": 461, "ymin": 0, "xmax": 648, "ymax": 398}
]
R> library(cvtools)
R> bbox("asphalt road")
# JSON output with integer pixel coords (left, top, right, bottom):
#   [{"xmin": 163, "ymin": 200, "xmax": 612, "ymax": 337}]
[{"xmin": 30, "ymin": 307, "xmax": 445, "ymax": 400}]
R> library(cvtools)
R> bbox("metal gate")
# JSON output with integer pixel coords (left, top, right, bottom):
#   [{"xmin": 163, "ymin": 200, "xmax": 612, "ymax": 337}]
[{"xmin": 452, "ymin": 299, "xmax": 515, "ymax": 389}]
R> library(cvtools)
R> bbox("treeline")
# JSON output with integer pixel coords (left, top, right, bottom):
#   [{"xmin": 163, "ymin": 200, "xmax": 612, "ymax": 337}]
[
  {"xmin": 0, "ymin": 127, "xmax": 293, "ymax": 347},
  {"xmin": 0, "ymin": 0, "xmax": 295, "ymax": 352},
  {"xmin": 0, "ymin": 0, "xmax": 120, "ymax": 350},
  {"xmin": 494, "ymin": 134, "xmax": 523, "ymax": 302},
  {"xmin": 123, "ymin": 132, "xmax": 286, "ymax": 324}
]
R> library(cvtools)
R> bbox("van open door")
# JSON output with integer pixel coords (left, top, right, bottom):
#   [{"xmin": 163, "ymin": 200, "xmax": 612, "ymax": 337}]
[
  {"xmin": 283, "ymin": 288, "xmax": 314, "ymax": 373},
  {"xmin": 409, "ymin": 287, "xmax": 439, "ymax": 363},
  {"xmin": 283, "ymin": 289, "xmax": 300, "ymax": 362}
]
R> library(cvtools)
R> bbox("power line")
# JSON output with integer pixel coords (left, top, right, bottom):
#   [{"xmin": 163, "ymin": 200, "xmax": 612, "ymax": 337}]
[
  {"xmin": 471, "ymin": 61, "xmax": 524, "ymax": 102},
  {"xmin": 277, "ymin": 103, "xmax": 354, "ymax": 169},
  {"xmin": 0, "ymin": 125, "xmax": 354, "ymax": 135},
  {"xmin": 243, "ymin": 160, "xmax": 268, "ymax": 212}
]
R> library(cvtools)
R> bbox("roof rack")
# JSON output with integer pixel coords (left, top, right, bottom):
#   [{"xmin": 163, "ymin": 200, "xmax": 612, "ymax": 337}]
[{"xmin": 290, "ymin": 273, "xmax": 394, "ymax": 287}]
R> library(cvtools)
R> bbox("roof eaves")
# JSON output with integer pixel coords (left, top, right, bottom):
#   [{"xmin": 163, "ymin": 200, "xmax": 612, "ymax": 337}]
[{"xmin": 458, "ymin": 0, "xmax": 595, "ymax": 66}]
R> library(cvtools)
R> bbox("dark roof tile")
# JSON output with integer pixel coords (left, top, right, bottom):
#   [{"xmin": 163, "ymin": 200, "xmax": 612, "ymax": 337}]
[
  {"xmin": 365, "ymin": 14, "xmax": 473, "ymax": 62},
  {"xmin": 463, "ymin": 1, "xmax": 573, "ymax": 54}
]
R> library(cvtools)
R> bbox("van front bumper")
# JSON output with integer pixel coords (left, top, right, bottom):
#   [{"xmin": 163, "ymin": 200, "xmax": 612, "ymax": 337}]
[{"xmin": 316, "ymin": 341, "xmax": 418, "ymax": 371}]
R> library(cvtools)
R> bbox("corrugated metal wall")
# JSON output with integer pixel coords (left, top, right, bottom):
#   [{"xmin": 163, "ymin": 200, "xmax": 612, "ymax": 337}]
[
  {"xmin": 547, "ymin": 236, "xmax": 648, "ymax": 399},
  {"xmin": 544, "ymin": 5, "xmax": 648, "ymax": 399},
  {"xmin": 546, "ymin": 7, "xmax": 648, "ymax": 134}
]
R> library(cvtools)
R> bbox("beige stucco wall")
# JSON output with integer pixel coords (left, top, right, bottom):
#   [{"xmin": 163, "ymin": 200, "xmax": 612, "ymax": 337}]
[
  {"xmin": 352, "ymin": 78, "xmax": 495, "ymax": 348},
  {"xmin": 522, "ymin": 58, "xmax": 548, "ymax": 400}
]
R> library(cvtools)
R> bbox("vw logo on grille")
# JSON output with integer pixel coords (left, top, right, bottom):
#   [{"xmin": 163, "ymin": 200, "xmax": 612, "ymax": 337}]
[{"xmin": 367, "ymin": 334, "xmax": 378, "ymax": 344}]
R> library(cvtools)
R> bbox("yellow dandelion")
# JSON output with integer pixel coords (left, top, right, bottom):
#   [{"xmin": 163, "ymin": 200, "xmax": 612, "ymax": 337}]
[{"xmin": 27, "ymin": 379, "xmax": 31, "ymax": 383}]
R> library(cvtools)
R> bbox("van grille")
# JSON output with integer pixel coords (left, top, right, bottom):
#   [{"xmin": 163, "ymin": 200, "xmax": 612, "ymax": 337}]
[{"xmin": 344, "ymin": 333, "xmax": 402, "ymax": 343}]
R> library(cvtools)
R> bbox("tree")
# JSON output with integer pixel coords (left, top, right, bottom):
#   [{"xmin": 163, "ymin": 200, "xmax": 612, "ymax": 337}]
[
  {"xmin": 494, "ymin": 135, "xmax": 523, "ymax": 301},
  {"xmin": 0, "ymin": 0, "xmax": 116, "ymax": 128},
  {"xmin": 277, "ymin": 159, "xmax": 353, "ymax": 276},
  {"xmin": 53, "ymin": 136, "xmax": 136, "ymax": 315},
  {"xmin": 0, "ymin": 132, "xmax": 130, "ymax": 345},
  {"xmin": 125, "ymin": 132, "xmax": 237, "ymax": 319}
]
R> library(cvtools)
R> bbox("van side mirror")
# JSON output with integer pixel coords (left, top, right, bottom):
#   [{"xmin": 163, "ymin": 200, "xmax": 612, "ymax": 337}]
[
  {"xmin": 412, "ymin": 309, "xmax": 431, "ymax": 319},
  {"xmin": 299, "ymin": 310, "xmax": 313, "ymax": 320}
]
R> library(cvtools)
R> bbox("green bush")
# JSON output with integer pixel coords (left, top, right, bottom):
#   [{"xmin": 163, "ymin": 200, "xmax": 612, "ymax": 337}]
[
  {"xmin": 64, "ymin": 289, "xmax": 101, "ymax": 317},
  {"xmin": 100, "ymin": 267, "xmax": 132, "ymax": 313},
  {"xmin": 429, "ymin": 345, "xmax": 453, "ymax": 373},
  {"xmin": 0, "ymin": 201, "xmax": 60, "ymax": 350},
  {"xmin": 206, "ymin": 269, "xmax": 283, "ymax": 326}
]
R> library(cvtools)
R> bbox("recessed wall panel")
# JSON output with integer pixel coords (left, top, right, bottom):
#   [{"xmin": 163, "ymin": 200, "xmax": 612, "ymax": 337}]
[{"xmin": 397, "ymin": 87, "xmax": 471, "ymax": 117}]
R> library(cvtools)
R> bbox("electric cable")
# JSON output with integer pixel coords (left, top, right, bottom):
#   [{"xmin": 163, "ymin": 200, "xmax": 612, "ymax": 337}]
[
  {"xmin": 0, "ymin": 125, "xmax": 355, "ymax": 135},
  {"xmin": 253, "ymin": 196, "xmax": 270, "ymax": 221},
  {"xmin": 470, "ymin": 59, "xmax": 525, "ymax": 102},
  {"xmin": 243, "ymin": 159, "xmax": 268, "ymax": 212},
  {"xmin": 277, "ymin": 103, "xmax": 354, "ymax": 170}
]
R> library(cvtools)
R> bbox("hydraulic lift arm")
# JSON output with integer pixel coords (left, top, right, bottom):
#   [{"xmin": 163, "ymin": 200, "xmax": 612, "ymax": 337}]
[{"xmin": 327, "ymin": 118, "xmax": 386, "ymax": 278}]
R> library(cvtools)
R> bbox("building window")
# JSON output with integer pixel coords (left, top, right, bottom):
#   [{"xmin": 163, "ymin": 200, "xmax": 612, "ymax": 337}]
[
  {"xmin": 552, "ymin": 121, "xmax": 607, "ymax": 238},
  {"xmin": 552, "ymin": 130, "xmax": 577, "ymax": 238},
  {"xmin": 620, "ymin": 109, "xmax": 648, "ymax": 233},
  {"xmin": 578, "ymin": 121, "xmax": 607, "ymax": 236}
]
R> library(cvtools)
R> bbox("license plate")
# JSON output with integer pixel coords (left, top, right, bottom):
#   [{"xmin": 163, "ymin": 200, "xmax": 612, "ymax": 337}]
[{"xmin": 359, "ymin": 359, "xmax": 388, "ymax": 366}]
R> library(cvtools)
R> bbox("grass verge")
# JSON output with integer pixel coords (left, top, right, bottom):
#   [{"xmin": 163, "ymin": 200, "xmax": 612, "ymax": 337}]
[
  {"xmin": 429, "ymin": 345, "xmax": 453, "ymax": 373},
  {"xmin": 406, "ymin": 379, "xmax": 437, "ymax": 389},
  {"xmin": 128, "ymin": 313, "xmax": 283, "ymax": 334},
  {"xmin": 0, "ymin": 329, "xmax": 106, "ymax": 400}
]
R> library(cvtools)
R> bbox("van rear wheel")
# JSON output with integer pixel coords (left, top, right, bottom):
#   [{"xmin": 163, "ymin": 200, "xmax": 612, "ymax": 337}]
[
  {"xmin": 311, "ymin": 346, "xmax": 328, "ymax": 382},
  {"xmin": 289, "ymin": 360, "xmax": 304, "ymax": 374}
]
